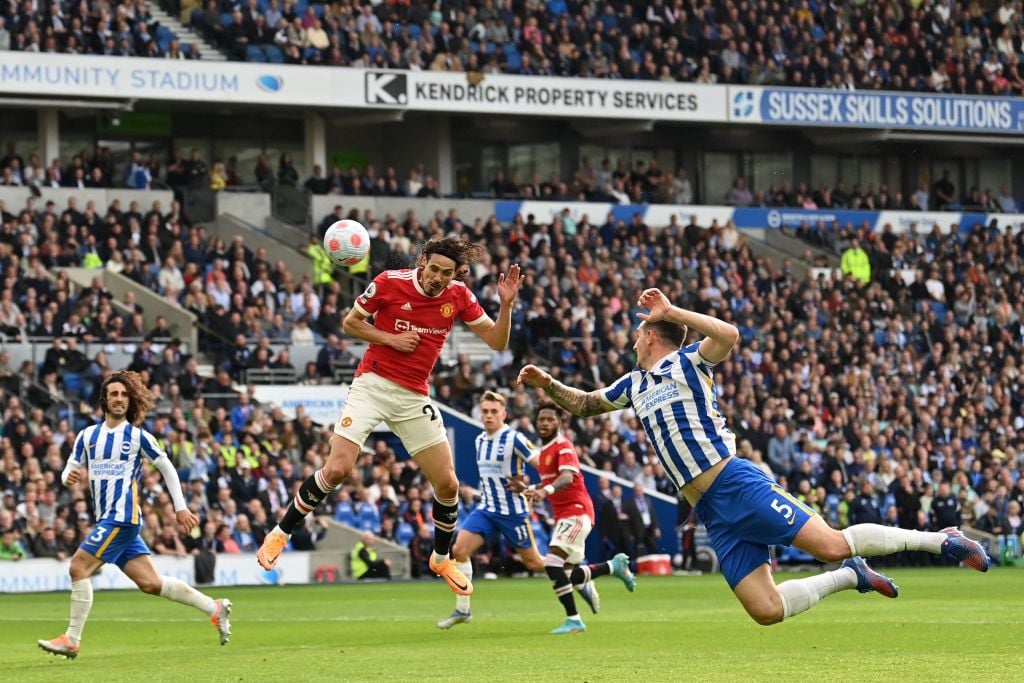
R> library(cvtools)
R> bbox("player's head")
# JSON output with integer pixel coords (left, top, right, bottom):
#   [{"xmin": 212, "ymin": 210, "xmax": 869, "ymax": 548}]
[
  {"xmin": 534, "ymin": 401, "xmax": 562, "ymax": 441},
  {"xmin": 98, "ymin": 371, "xmax": 154, "ymax": 425},
  {"xmin": 634, "ymin": 320, "xmax": 687, "ymax": 370},
  {"xmin": 479, "ymin": 390, "xmax": 507, "ymax": 434},
  {"xmin": 418, "ymin": 236, "xmax": 486, "ymax": 296}
]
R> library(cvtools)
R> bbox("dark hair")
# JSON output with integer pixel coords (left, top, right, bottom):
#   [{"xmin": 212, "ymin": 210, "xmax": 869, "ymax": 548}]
[
  {"xmin": 534, "ymin": 400, "xmax": 563, "ymax": 423},
  {"xmin": 421, "ymin": 236, "xmax": 486, "ymax": 268},
  {"xmin": 98, "ymin": 371, "xmax": 154, "ymax": 425},
  {"xmin": 645, "ymin": 320, "xmax": 687, "ymax": 349}
]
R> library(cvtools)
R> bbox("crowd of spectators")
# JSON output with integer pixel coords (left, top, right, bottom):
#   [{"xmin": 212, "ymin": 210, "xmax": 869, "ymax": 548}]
[
  {"xmin": 3, "ymin": 142, "xmax": 1021, "ymax": 218},
  {"xmin": 8, "ymin": 0, "xmax": 1024, "ymax": 97},
  {"xmin": 0, "ymin": 0, "xmax": 197, "ymax": 58},
  {"xmin": 2, "ymin": 174, "xmax": 1024, "ymax": 572},
  {"xmin": 180, "ymin": 0, "xmax": 1024, "ymax": 96}
]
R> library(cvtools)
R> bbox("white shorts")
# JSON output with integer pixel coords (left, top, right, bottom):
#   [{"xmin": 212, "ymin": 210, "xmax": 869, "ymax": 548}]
[
  {"xmin": 549, "ymin": 514, "xmax": 593, "ymax": 565},
  {"xmin": 334, "ymin": 373, "xmax": 448, "ymax": 455}
]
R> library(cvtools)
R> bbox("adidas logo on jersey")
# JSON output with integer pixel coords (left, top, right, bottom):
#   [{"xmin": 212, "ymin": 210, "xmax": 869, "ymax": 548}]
[{"xmin": 401, "ymin": 302, "xmax": 413, "ymax": 310}]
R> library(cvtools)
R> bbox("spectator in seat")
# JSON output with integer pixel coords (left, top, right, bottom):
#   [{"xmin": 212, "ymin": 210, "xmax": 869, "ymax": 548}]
[
  {"xmin": 304, "ymin": 165, "xmax": 330, "ymax": 195},
  {"xmin": 278, "ymin": 152, "xmax": 299, "ymax": 186}
]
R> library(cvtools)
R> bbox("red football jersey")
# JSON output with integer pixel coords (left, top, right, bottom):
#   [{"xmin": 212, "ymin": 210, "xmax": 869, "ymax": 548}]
[
  {"xmin": 537, "ymin": 434, "xmax": 595, "ymax": 523},
  {"xmin": 352, "ymin": 269, "xmax": 488, "ymax": 395}
]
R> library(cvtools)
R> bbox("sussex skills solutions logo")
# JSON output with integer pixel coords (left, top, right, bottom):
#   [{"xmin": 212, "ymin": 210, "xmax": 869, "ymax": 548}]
[
  {"xmin": 730, "ymin": 88, "xmax": 761, "ymax": 122},
  {"xmin": 365, "ymin": 72, "xmax": 408, "ymax": 105}
]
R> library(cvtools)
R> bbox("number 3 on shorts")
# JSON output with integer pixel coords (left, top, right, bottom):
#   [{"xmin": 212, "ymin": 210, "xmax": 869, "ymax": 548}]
[
  {"xmin": 89, "ymin": 526, "xmax": 107, "ymax": 544},
  {"xmin": 771, "ymin": 498, "xmax": 794, "ymax": 523}
]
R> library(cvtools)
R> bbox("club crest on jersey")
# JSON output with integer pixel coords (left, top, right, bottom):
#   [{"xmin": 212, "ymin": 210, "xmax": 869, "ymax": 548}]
[
  {"xmin": 341, "ymin": 417, "xmax": 353, "ymax": 427},
  {"xmin": 440, "ymin": 303, "xmax": 455, "ymax": 318},
  {"xmin": 545, "ymin": 455, "xmax": 552, "ymax": 466},
  {"xmin": 120, "ymin": 442, "xmax": 132, "ymax": 454}
]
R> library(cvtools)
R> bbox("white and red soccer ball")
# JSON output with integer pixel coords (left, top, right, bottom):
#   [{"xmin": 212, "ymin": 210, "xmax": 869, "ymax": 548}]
[{"xmin": 323, "ymin": 219, "xmax": 370, "ymax": 266}]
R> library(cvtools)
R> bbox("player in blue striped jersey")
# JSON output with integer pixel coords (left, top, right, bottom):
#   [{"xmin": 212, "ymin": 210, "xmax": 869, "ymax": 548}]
[
  {"xmin": 38, "ymin": 371, "xmax": 232, "ymax": 659},
  {"xmin": 437, "ymin": 391, "xmax": 545, "ymax": 629},
  {"xmin": 519, "ymin": 288, "xmax": 989, "ymax": 626}
]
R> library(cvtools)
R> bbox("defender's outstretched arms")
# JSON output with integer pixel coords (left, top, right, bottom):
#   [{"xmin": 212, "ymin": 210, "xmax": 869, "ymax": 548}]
[{"xmin": 517, "ymin": 365, "xmax": 617, "ymax": 418}]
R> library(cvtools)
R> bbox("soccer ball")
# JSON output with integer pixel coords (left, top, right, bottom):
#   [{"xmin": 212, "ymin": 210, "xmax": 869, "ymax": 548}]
[{"xmin": 323, "ymin": 220, "xmax": 370, "ymax": 266}]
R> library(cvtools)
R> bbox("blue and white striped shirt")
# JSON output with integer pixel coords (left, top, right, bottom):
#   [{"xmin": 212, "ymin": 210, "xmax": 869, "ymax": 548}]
[
  {"xmin": 68, "ymin": 421, "xmax": 167, "ymax": 525},
  {"xmin": 474, "ymin": 426, "xmax": 536, "ymax": 516},
  {"xmin": 600, "ymin": 342, "xmax": 736, "ymax": 488}
]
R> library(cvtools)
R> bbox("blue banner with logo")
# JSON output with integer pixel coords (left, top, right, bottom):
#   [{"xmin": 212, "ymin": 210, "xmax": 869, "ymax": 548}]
[
  {"xmin": 496, "ymin": 199, "xmax": 1024, "ymax": 235},
  {"xmin": 729, "ymin": 86, "xmax": 1024, "ymax": 135},
  {"xmin": 733, "ymin": 207, "xmax": 878, "ymax": 230}
]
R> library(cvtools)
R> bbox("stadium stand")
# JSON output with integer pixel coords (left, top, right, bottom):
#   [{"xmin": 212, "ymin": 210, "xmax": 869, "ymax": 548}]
[
  {"xmin": 169, "ymin": 0, "xmax": 1024, "ymax": 98},
  {"xmin": 0, "ymin": 0, "xmax": 197, "ymax": 57}
]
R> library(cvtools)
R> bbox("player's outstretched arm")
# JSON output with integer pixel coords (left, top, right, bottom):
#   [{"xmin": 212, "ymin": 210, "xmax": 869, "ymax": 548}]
[
  {"xmin": 637, "ymin": 288, "xmax": 739, "ymax": 364},
  {"xmin": 517, "ymin": 364, "xmax": 617, "ymax": 418},
  {"xmin": 343, "ymin": 307, "xmax": 419, "ymax": 353},
  {"xmin": 469, "ymin": 263, "xmax": 522, "ymax": 350}
]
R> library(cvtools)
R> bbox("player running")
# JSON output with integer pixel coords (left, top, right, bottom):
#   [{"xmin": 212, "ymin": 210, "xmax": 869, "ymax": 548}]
[
  {"xmin": 38, "ymin": 371, "xmax": 231, "ymax": 659},
  {"xmin": 518, "ymin": 401, "xmax": 636, "ymax": 634},
  {"xmin": 437, "ymin": 391, "xmax": 545, "ymax": 629},
  {"xmin": 518, "ymin": 288, "xmax": 989, "ymax": 626},
  {"xmin": 258, "ymin": 236, "xmax": 522, "ymax": 597}
]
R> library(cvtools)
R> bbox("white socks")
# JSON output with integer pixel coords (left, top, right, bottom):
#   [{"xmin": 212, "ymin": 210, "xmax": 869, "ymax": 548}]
[
  {"xmin": 455, "ymin": 561, "xmax": 473, "ymax": 613},
  {"xmin": 66, "ymin": 579, "xmax": 93, "ymax": 644},
  {"xmin": 158, "ymin": 576, "xmax": 217, "ymax": 616},
  {"xmin": 842, "ymin": 524, "xmax": 946, "ymax": 556},
  {"xmin": 778, "ymin": 566, "xmax": 857, "ymax": 620}
]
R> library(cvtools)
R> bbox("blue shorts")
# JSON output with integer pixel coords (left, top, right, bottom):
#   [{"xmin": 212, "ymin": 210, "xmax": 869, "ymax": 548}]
[
  {"xmin": 460, "ymin": 508, "xmax": 534, "ymax": 550},
  {"xmin": 79, "ymin": 520, "xmax": 150, "ymax": 570},
  {"xmin": 696, "ymin": 457, "xmax": 815, "ymax": 589}
]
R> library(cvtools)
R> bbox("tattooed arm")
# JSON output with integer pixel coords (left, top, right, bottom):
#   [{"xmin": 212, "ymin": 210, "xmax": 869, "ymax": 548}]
[{"xmin": 517, "ymin": 365, "xmax": 618, "ymax": 417}]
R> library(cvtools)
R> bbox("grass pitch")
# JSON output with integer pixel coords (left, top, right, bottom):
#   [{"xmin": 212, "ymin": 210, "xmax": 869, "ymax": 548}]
[{"xmin": 2, "ymin": 568, "xmax": 1022, "ymax": 682}]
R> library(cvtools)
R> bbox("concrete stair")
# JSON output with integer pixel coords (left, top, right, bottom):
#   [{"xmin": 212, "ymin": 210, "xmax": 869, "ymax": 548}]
[
  {"xmin": 445, "ymin": 328, "xmax": 496, "ymax": 365},
  {"xmin": 149, "ymin": 5, "xmax": 227, "ymax": 61}
]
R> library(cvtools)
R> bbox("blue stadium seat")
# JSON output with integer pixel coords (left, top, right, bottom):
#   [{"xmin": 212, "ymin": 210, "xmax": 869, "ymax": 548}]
[
  {"xmin": 220, "ymin": 13, "xmax": 233, "ymax": 28},
  {"xmin": 62, "ymin": 372, "xmax": 86, "ymax": 400},
  {"xmin": 334, "ymin": 501, "xmax": 356, "ymax": 526},
  {"xmin": 503, "ymin": 43, "xmax": 521, "ymax": 71},
  {"xmin": 265, "ymin": 45, "xmax": 284, "ymax": 63},
  {"xmin": 247, "ymin": 44, "xmax": 267, "ymax": 62},
  {"xmin": 395, "ymin": 522, "xmax": 415, "ymax": 546},
  {"xmin": 882, "ymin": 493, "xmax": 896, "ymax": 519},
  {"xmin": 407, "ymin": 23, "xmax": 422, "ymax": 39},
  {"xmin": 357, "ymin": 503, "xmax": 381, "ymax": 534}
]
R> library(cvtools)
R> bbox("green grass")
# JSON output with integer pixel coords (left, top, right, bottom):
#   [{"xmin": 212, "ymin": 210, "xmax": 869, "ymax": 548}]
[{"xmin": 2, "ymin": 569, "xmax": 1023, "ymax": 682}]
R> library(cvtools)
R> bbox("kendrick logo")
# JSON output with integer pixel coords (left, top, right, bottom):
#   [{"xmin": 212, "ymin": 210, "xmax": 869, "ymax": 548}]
[
  {"xmin": 439, "ymin": 303, "xmax": 454, "ymax": 318},
  {"xmin": 365, "ymin": 72, "xmax": 407, "ymax": 105}
]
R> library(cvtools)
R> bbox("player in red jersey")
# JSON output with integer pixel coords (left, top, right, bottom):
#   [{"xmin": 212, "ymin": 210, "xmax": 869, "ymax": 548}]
[
  {"xmin": 519, "ymin": 402, "xmax": 636, "ymax": 634},
  {"xmin": 258, "ymin": 236, "xmax": 522, "ymax": 597}
]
